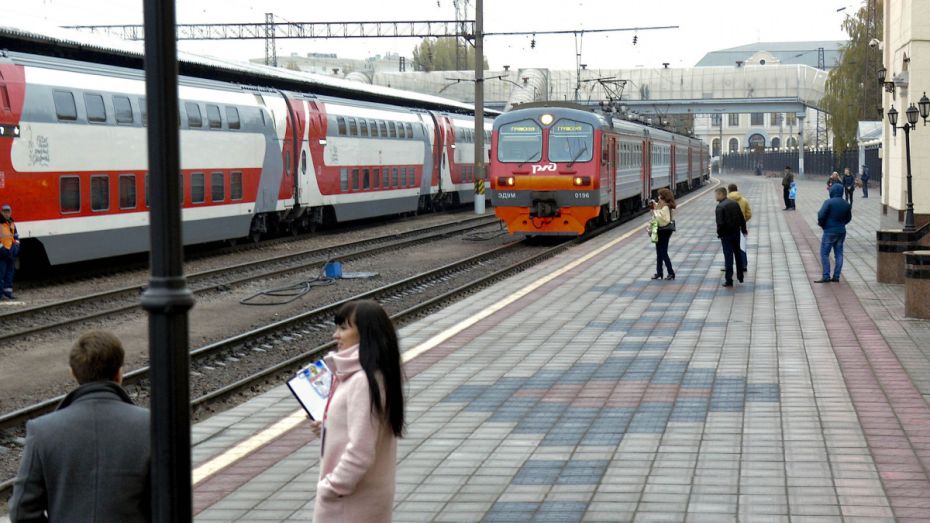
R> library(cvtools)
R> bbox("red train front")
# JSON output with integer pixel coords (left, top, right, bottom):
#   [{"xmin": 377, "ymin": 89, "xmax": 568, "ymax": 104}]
[{"xmin": 489, "ymin": 104, "xmax": 617, "ymax": 236}]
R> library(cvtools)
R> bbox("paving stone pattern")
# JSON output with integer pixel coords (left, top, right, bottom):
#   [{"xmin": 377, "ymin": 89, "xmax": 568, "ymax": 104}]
[{"xmin": 193, "ymin": 175, "xmax": 930, "ymax": 522}]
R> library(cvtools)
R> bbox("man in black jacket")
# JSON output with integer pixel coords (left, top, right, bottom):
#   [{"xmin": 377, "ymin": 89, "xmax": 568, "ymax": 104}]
[
  {"xmin": 715, "ymin": 187, "xmax": 747, "ymax": 287},
  {"xmin": 9, "ymin": 331, "xmax": 151, "ymax": 523}
]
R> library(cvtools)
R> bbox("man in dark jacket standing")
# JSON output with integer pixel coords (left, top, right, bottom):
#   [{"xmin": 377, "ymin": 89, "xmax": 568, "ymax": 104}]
[
  {"xmin": 715, "ymin": 187, "xmax": 747, "ymax": 287},
  {"xmin": 860, "ymin": 165, "xmax": 870, "ymax": 198},
  {"xmin": 815, "ymin": 184, "xmax": 853, "ymax": 283},
  {"xmin": 9, "ymin": 331, "xmax": 151, "ymax": 523},
  {"xmin": 842, "ymin": 168, "xmax": 856, "ymax": 207},
  {"xmin": 781, "ymin": 166, "xmax": 795, "ymax": 210}
]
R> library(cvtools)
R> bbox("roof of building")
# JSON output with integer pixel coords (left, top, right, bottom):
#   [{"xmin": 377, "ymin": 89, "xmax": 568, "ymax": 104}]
[
  {"xmin": 695, "ymin": 41, "xmax": 848, "ymax": 69},
  {"xmin": 857, "ymin": 121, "xmax": 882, "ymax": 143}
]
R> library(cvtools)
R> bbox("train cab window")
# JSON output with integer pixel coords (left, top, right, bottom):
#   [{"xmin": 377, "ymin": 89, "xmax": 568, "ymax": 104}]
[
  {"xmin": 91, "ymin": 175, "xmax": 110, "ymax": 211},
  {"xmin": 497, "ymin": 119, "xmax": 542, "ymax": 163},
  {"xmin": 392, "ymin": 167, "xmax": 399, "ymax": 188},
  {"xmin": 373, "ymin": 168, "xmax": 381, "ymax": 189},
  {"xmin": 226, "ymin": 107, "xmax": 241, "ymax": 129},
  {"xmin": 60, "ymin": 176, "xmax": 81, "ymax": 213},
  {"xmin": 369, "ymin": 119, "xmax": 379, "ymax": 137},
  {"xmin": 388, "ymin": 122, "xmax": 397, "ymax": 138},
  {"xmin": 206, "ymin": 105, "xmax": 222, "ymax": 129},
  {"xmin": 548, "ymin": 119, "xmax": 593, "ymax": 163},
  {"xmin": 226, "ymin": 171, "xmax": 242, "ymax": 200},
  {"xmin": 379, "ymin": 121, "xmax": 387, "ymax": 136},
  {"xmin": 114, "ymin": 96, "xmax": 134, "ymax": 125},
  {"xmin": 359, "ymin": 119, "xmax": 369, "ymax": 137},
  {"xmin": 337, "ymin": 117, "xmax": 347, "ymax": 136},
  {"xmin": 340, "ymin": 168, "xmax": 349, "ymax": 191},
  {"xmin": 405, "ymin": 123, "xmax": 414, "ymax": 138},
  {"xmin": 351, "ymin": 168, "xmax": 360, "ymax": 190},
  {"xmin": 211, "ymin": 172, "xmax": 225, "ymax": 201},
  {"xmin": 119, "ymin": 174, "xmax": 137, "ymax": 209},
  {"xmin": 348, "ymin": 118, "xmax": 358, "ymax": 136},
  {"xmin": 83, "ymin": 93, "xmax": 106, "ymax": 123},
  {"xmin": 362, "ymin": 168, "xmax": 370, "ymax": 190},
  {"xmin": 186, "ymin": 102, "xmax": 203, "ymax": 128},
  {"xmin": 191, "ymin": 172, "xmax": 205, "ymax": 203}
]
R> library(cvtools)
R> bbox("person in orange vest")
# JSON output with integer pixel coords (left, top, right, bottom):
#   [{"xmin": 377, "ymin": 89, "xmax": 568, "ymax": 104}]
[{"xmin": 0, "ymin": 203, "xmax": 20, "ymax": 300}]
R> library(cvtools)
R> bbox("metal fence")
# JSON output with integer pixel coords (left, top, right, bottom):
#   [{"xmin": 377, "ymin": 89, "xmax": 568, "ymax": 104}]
[{"xmin": 721, "ymin": 149, "xmax": 871, "ymax": 176}]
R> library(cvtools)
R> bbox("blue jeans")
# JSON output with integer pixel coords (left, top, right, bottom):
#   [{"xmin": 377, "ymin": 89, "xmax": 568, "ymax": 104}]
[
  {"xmin": 720, "ymin": 232, "xmax": 744, "ymax": 283},
  {"xmin": 0, "ymin": 254, "xmax": 14, "ymax": 297},
  {"xmin": 820, "ymin": 232, "xmax": 846, "ymax": 280}
]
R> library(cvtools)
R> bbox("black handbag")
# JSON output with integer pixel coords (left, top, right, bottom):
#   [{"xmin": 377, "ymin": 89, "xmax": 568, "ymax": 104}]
[{"xmin": 658, "ymin": 220, "xmax": 676, "ymax": 232}]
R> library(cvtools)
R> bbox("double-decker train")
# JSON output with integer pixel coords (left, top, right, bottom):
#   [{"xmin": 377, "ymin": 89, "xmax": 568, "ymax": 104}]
[
  {"xmin": 489, "ymin": 103, "xmax": 707, "ymax": 236},
  {"xmin": 0, "ymin": 50, "xmax": 491, "ymax": 266}
]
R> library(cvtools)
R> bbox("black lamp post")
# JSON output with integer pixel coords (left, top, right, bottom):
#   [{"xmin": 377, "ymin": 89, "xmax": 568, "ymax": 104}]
[{"xmin": 888, "ymin": 98, "xmax": 930, "ymax": 232}]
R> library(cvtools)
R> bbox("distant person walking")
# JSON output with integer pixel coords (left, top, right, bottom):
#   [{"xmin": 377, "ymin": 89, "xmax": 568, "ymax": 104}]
[
  {"xmin": 9, "ymin": 331, "xmax": 151, "ymax": 523},
  {"xmin": 715, "ymin": 187, "xmax": 747, "ymax": 287},
  {"xmin": 842, "ymin": 167, "xmax": 856, "ymax": 207},
  {"xmin": 727, "ymin": 183, "xmax": 752, "ymax": 270},
  {"xmin": 781, "ymin": 166, "xmax": 795, "ymax": 210},
  {"xmin": 815, "ymin": 184, "xmax": 853, "ymax": 283},
  {"xmin": 311, "ymin": 300, "xmax": 405, "ymax": 523},
  {"xmin": 860, "ymin": 165, "xmax": 870, "ymax": 198},
  {"xmin": 0, "ymin": 203, "xmax": 20, "ymax": 300},
  {"xmin": 650, "ymin": 188, "xmax": 677, "ymax": 281},
  {"xmin": 827, "ymin": 171, "xmax": 841, "ymax": 192}
]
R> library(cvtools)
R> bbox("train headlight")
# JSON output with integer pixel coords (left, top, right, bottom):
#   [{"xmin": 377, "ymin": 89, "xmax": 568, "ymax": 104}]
[
  {"xmin": 573, "ymin": 176, "xmax": 591, "ymax": 186},
  {"xmin": 499, "ymin": 176, "xmax": 515, "ymax": 187},
  {"xmin": 540, "ymin": 114, "xmax": 554, "ymax": 126}
]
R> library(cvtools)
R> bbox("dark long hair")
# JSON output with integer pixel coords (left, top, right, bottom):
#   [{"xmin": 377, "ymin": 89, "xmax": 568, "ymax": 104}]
[
  {"xmin": 657, "ymin": 188, "xmax": 677, "ymax": 209},
  {"xmin": 334, "ymin": 300, "xmax": 405, "ymax": 437}
]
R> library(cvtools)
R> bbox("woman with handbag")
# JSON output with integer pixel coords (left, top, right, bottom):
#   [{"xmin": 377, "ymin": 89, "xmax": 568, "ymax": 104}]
[{"xmin": 650, "ymin": 188, "xmax": 677, "ymax": 280}]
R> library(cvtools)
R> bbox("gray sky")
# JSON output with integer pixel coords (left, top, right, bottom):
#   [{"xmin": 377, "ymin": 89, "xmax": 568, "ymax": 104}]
[{"xmin": 8, "ymin": 0, "xmax": 853, "ymax": 70}]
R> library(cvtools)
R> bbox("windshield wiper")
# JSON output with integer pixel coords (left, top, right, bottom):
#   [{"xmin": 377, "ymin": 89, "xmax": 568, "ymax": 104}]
[
  {"xmin": 566, "ymin": 144, "xmax": 588, "ymax": 168},
  {"xmin": 517, "ymin": 151, "xmax": 541, "ymax": 168}
]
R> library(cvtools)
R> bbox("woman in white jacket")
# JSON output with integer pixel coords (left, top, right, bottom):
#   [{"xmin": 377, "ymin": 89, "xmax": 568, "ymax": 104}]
[{"xmin": 650, "ymin": 188, "xmax": 677, "ymax": 280}]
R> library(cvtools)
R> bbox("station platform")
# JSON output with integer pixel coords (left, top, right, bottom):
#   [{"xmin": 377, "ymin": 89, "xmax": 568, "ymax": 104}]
[{"xmin": 186, "ymin": 174, "xmax": 928, "ymax": 521}]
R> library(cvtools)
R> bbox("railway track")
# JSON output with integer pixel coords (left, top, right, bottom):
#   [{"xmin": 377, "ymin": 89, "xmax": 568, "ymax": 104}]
[{"xmin": 0, "ymin": 214, "xmax": 501, "ymax": 345}]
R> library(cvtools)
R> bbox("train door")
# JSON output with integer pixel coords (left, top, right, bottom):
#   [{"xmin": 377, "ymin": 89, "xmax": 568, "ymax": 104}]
[
  {"xmin": 278, "ymin": 93, "xmax": 303, "ymax": 209},
  {"xmin": 300, "ymin": 99, "xmax": 326, "ymax": 210},
  {"xmin": 0, "ymin": 62, "xmax": 25, "ymax": 201},
  {"xmin": 416, "ymin": 113, "xmax": 435, "ymax": 197},
  {"xmin": 605, "ymin": 134, "xmax": 617, "ymax": 217},
  {"xmin": 687, "ymin": 147, "xmax": 693, "ymax": 189}
]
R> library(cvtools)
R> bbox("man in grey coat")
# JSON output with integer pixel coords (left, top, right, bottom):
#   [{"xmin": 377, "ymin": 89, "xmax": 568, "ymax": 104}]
[{"xmin": 9, "ymin": 331, "xmax": 151, "ymax": 523}]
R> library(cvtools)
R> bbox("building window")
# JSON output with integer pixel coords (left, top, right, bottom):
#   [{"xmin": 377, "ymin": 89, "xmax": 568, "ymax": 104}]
[
  {"xmin": 191, "ymin": 172, "xmax": 205, "ymax": 203},
  {"xmin": 771, "ymin": 137, "xmax": 781, "ymax": 150},
  {"xmin": 728, "ymin": 138, "xmax": 739, "ymax": 153},
  {"xmin": 786, "ymin": 136, "xmax": 798, "ymax": 149},
  {"xmin": 91, "ymin": 175, "xmax": 110, "ymax": 211},
  {"xmin": 750, "ymin": 113, "xmax": 764, "ymax": 126},
  {"xmin": 114, "ymin": 96, "xmax": 134, "ymax": 124},
  {"xmin": 211, "ymin": 172, "xmax": 225, "ymax": 201},
  {"xmin": 748, "ymin": 133, "xmax": 765, "ymax": 150},
  {"xmin": 712, "ymin": 138, "xmax": 720, "ymax": 157},
  {"xmin": 770, "ymin": 112, "xmax": 782, "ymax": 126},
  {"xmin": 231, "ymin": 171, "xmax": 243, "ymax": 200},
  {"xmin": 186, "ymin": 102, "xmax": 203, "ymax": 128},
  {"xmin": 786, "ymin": 113, "xmax": 797, "ymax": 126},
  {"xmin": 728, "ymin": 113, "xmax": 740, "ymax": 127},
  {"xmin": 119, "ymin": 174, "xmax": 137, "ymax": 209},
  {"xmin": 227, "ymin": 107, "xmax": 241, "ymax": 130},
  {"xmin": 85, "ymin": 93, "xmax": 107, "ymax": 123},
  {"xmin": 206, "ymin": 105, "xmax": 222, "ymax": 129},
  {"xmin": 340, "ymin": 167, "xmax": 349, "ymax": 191},
  {"xmin": 710, "ymin": 114, "xmax": 722, "ymax": 127},
  {"xmin": 60, "ymin": 176, "xmax": 81, "ymax": 213}
]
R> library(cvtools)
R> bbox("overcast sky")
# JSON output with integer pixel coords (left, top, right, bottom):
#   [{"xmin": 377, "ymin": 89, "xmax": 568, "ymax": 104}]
[{"xmin": 8, "ymin": 0, "xmax": 854, "ymax": 70}]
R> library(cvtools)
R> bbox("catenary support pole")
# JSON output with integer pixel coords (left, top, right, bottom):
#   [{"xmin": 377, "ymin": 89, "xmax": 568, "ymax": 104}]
[
  {"xmin": 141, "ymin": 0, "xmax": 196, "ymax": 521},
  {"xmin": 797, "ymin": 113, "xmax": 805, "ymax": 176},
  {"xmin": 473, "ymin": 0, "xmax": 486, "ymax": 214}
]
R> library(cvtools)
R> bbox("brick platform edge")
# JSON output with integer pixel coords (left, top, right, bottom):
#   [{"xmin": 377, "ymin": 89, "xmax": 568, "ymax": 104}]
[{"xmin": 786, "ymin": 210, "xmax": 930, "ymax": 521}]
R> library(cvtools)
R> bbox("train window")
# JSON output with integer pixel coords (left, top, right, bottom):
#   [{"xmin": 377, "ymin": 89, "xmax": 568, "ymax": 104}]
[
  {"xmin": 91, "ymin": 175, "xmax": 110, "ymax": 211},
  {"xmin": 83, "ymin": 93, "xmax": 107, "ymax": 123},
  {"xmin": 405, "ymin": 123, "xmax": 413, "ymax": 138},
  {"xmin": 348, "ymin": 118, "xmax": 358, "ymax": 136},
  {"xmin": 359, "ymin": 119, "xmax": 369, "ymax": 137},
  {"xmin": 139, "ymin": 97, "xmax": 147, "ymax": 126},
  {"xmin": 337, "ymin": 117, "xmax": 347, "ymax": 136},
  {"xmin": 392, "ymin": 167, "xmax": 399, "ymax": 188},
  {"xmin": 351, "ymin": 168, "xmax": 360, "ymax": 191},
  {"xmin": 206, "ymin": 105, "xmax": 222, "ymax": 129},
  {"xmin": 373, "ymin": 168, "xmax": 381, "ymax": 189},
  {"xmin": 259, "ymin": 109, "xmax": 267, "ymax": 127},
  {"xmin": 231, "ymin": 172, "xmax": 243, "ymax": 200},
  {"xmin": 191, "ymin": 172, "xmax": 205, "ymax": 203},
  {"xmin": 365, "ymin": 119, "xmax": 375, "ymax": 137},
  {"xmin": 388, "ymin": 122, "xmax": 397, "ymax": 138},
  {"xmin": 60, "ymin": 176, "xmax": 81, "ymax": 213},
  {"xmin": 548, "ymin": 119, "xmax": 593, "ymax": 163},
  {"xmin": 211, "ymin": 172, "xmax": 225, "ymax": 201},
  {"xmin": 379, "ymin": 121, "xmax": 387, "ymax": 136},
  {"xmin": 340, "ymin": 168, "xmax": 349, "ymax": 191},
  {"xmin": 185, "ymin": 102, "xmax": 203, "ymax": 128},
  {"xmin": 114, "ymin": 96, "xmax": 133, "ymax": 124},
  {"xmin": 301, "ymin": 150, "xmax": 307, "ymax": 175},
  {"xmin": 226, "ymin": 107, "xmax": 241, "ymax": 130},
  {"xmin": 497, "ymin": 119, "xmax": 541, "ymax": 163},
  {"xmin": 362, "ymin": 168, "xmax": 370, "ymax": 190},
  {"xmin": 397, "ymin": 124, "xmax": 406, "ymax": 139},
  {"xmin": 119, "ymin": 174, "xmax": 137, "ymax": 209}
]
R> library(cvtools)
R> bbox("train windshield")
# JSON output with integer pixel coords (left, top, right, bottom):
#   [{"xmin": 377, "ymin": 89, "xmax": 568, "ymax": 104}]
[
  {"xmin": 548, "ymin": 119, "xmax": 593, "ymax": 164},
  {"xmin": 497, "ymin": 119, "xmax": 542, "ymax": 163}
]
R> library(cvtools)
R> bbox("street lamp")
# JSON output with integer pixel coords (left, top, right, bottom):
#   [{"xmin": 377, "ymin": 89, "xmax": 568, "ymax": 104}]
[{"xmin": 888, "ymin": 101, "xmax": 930, "ymax": 232}]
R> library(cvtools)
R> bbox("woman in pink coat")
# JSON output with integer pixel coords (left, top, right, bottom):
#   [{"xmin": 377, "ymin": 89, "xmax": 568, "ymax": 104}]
[{"xmin": 310, "ymin": 300, "xmax": 405, "ymax": 522}]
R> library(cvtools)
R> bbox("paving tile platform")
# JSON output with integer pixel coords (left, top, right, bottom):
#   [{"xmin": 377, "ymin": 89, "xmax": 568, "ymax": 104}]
[{"xmin": 185, "ymin": 174, "xmax": 930, "ymax": 522}]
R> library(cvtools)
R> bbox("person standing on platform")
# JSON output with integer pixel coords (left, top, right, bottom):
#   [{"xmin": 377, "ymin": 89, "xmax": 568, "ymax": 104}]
[
  {"xmin": 827, "ymin": 171, "xmax": 841, "ymax": 192},
  {"xmin": 781, "ymin": 166, "xmax": 794, "ymax": 210},
  {"xmin": 0, "ymin": 203, "xmax": 20, "ymax": 300},
  {"xmin": 650, "ymin": 188, "xmax": 677, "ymax": 281},
  {"xmin": 311, "ymin": 300, "xmax": 405, "ymax": 523},
  {"xmin": 788, "ymin": 179, "xmax": 798, "ymax": 210},
  {"xmin": 815, "ymin": 183, "xmax": 853, "ymax": 283},
  {"xmin": 727, "ymin": 184, "xmax": 752, "ymax": 270},
  {"xmin": 9, "ymin": 331, "xmax": 151, "ymax": 523},
  {"xmin": 715, "ymin": 187, "xmax": 747, "ymax": 287},
  {"xmin": 842, "ymin": 167, "xmax": 856, "ymax": 207},
  {"xmin": 860, "ymin": 165, "xmax": 870, "ymax": 198}
]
